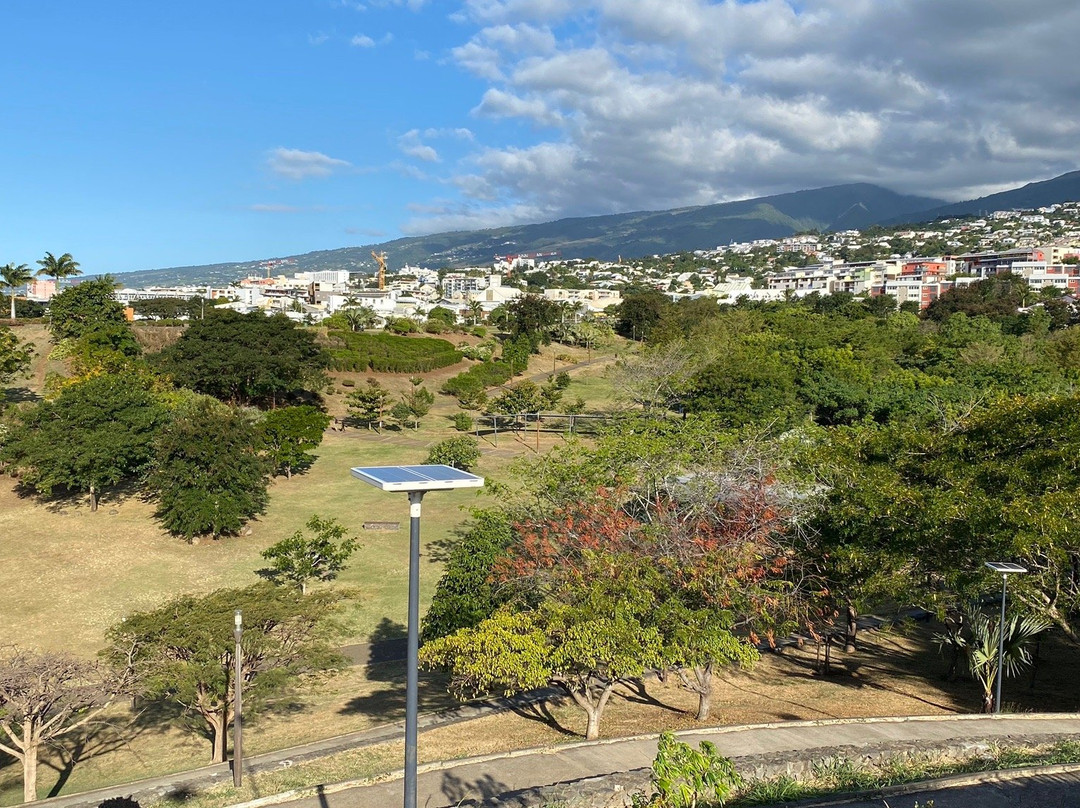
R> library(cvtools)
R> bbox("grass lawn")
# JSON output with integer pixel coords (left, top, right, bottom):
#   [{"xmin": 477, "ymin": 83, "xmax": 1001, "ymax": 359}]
[{"xmin": 15, "ymin": 619, "xmax": 1080, "ymax": 808}]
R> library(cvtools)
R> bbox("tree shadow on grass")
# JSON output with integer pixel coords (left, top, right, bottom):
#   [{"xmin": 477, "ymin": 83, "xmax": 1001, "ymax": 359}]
[
  {"xmin": 43, "ymin": 719, "xmax": 146, "ymax": 798},
  {"xmin": 505, "ymin": 697, "xmax": 576, "ymax": 737},
  {"xmin": 337, "ymin": 674, "xmax": 455, "ymax": 721},
  {"xmin": 618, "ymin": 677, "xmax": 683, "ymax": 714}
]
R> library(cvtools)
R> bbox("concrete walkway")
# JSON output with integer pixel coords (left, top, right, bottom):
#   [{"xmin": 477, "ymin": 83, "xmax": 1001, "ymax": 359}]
[{"xmin": 248, "ymin": 714, "xmax": 1080, "ymax": 808}]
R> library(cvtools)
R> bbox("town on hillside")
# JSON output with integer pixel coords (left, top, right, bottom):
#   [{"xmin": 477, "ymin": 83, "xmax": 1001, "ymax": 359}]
[{"xmin": 17, "ymin": 201, "xmax": 1080, "ymax": 324}]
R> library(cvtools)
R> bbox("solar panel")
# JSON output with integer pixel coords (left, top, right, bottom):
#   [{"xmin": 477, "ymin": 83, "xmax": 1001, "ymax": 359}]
[
  {"xmin": 350, "ymin": 464, "xmax": 485, "ymax": 492},
  {"xmin": 984, "ymin": 561, "xmax": 1027, "ymax": 574}
]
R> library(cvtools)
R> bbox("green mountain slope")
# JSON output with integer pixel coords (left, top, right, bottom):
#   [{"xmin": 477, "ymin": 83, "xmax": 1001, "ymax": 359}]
[
  {"xmin": 105, "ymin": 183, "xmax": 944, "ymax": 287},
  {"xmin": 885, "ymin": 170, "xmax": 1080, "ymax": 225}
]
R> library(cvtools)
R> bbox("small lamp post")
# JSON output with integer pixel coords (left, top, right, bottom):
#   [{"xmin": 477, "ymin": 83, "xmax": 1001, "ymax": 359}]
[
  {"xmin": 233, "ymin": 609, "xmax": 243, "ymax": 787},
  {"xmin": 350, "ymin": 465, "xmax": 484, "ymax": 808},
  {"xmin": 984, "ymin": 561, "xmax": 1027, "ymax": 714}
]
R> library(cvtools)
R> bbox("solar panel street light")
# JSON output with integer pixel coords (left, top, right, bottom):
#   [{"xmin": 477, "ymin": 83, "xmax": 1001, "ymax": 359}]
[
  {"xmin": 350, "ymin": 465, "xmax": 484, "ymax": 808},
  {"xmin": 983, "ymin": 561, "xmax": 1028, "ymax": 714}
]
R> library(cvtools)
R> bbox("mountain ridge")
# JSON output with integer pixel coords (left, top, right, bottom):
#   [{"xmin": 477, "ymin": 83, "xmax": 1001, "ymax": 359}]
[{"xmin": 98, "ymin": 172, "xmax": 1080, "ymax": 288}]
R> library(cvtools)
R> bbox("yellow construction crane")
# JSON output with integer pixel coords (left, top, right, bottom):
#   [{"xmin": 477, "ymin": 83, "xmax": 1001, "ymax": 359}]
[{"xmin": 371, "ymin": 250, "xmax": 387, "ymax": 290}]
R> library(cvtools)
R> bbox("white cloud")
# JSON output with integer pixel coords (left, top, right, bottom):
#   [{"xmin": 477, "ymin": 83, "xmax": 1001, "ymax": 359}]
[
  {"xmin": 267, "ymin": 148, "xmax": 351, "ymax": 180},
  {"xmin": 249, "ymin": 203, "xmax": 303, "ymax": 213},
  {"xmin": 397, "ymin": 129, "xmax": 441, "ymax": 162},
  {"xmin": 350, "ymin": 34, "xmax": 376, "ymax": 47},
  {"xmin": 412, "ymin": 0, "xmax": 1080, "ymax": 235}
]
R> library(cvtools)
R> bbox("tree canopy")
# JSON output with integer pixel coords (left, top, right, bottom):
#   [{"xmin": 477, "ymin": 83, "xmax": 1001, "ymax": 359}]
[
  {"xmin": 154, "ymin": 310, "xmax": 329, "ymax": 407},
  {"xmin": 104, "ymin": 583, "xmax": 342, "ymax": 762},
  {"xmin": 147, "ymin": 398, "xmax": 270, "ymax": 539},
  {"xmin": 46, "ymin": 278, "xmax": 127, "ymax": 342},
  {"xmin": 1, "ymin": 372, "xmax": 166, "ymax": 510}
]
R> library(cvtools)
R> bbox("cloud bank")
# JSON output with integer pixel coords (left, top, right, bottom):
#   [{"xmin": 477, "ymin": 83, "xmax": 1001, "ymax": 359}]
[{"xmin": 404, "ymin": 0, "xmax": 1080, "ymax": 233}]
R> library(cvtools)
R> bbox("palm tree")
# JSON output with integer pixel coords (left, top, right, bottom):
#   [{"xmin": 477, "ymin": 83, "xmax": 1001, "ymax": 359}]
[
  {"xmin": 36, "ymin": 252, "xmax": 81, "ymax": 290},
  {"xmin": 0, "ymin": 263, "xmax": 34, "ymax": 320},
  {"xmin": 941, "ymin": 607, "xmax": 1049, "ymax": 713},
  {"xmin": 467, "ymin": 299, "xmax": 484, "ymax": 326}
]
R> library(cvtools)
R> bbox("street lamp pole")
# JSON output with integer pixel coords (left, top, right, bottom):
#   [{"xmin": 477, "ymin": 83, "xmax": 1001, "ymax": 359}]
[
  {"xmin": 233, "ymin": 609, "xmax": 243, "ymax": 788},
  {"xmin": 984, "ymin": 562, "xmax": 1027, "ymax": 715},
  {"xmin": 350, "ymin": 465, "xmax": 484, "ymax": 808},
  {"xmin": 403, "ymin": 490, "xmax": 423, "ymax": 808}
]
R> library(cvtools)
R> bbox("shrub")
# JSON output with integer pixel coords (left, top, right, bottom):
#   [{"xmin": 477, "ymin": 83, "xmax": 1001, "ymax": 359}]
[
  {"xmin": 450, "ymin": 412, "xmax": 474, "ymax": 432},
  {"xmin": 326, "ymin": 331, "xmax": 462, "ymax": 373},
  {"xmin": 341, "ymin": 379, "xmax": 356, "ymax": 387},
  {"xmin": 441, "ymin": 360, "xmax": 513, "ymax": 403},
  {"xmin": 426, "ymin": 436, "xmax": 481, "ymax": 471}
]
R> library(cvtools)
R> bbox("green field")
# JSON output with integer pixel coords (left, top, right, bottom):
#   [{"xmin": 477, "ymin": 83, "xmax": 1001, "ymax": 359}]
[{"xmin": 0, "ymin": 325, "xmax": 625, "ymax": 802}]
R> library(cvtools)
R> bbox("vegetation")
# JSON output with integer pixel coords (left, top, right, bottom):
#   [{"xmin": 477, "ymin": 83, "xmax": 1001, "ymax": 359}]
[
  {"xmin": 0, "ymin": 648, "xmax": 127, "ymax": 803},
  {"xmin": 46, "ymin": 278, "xmax": 127, "ymax": 342},
  {"xmin": 0, "ymin": 265, "xmax": 33, "ymax": 321},
  {"xmin": 0, "ymin": 328, "xmax": 32, "ymax": 388},
  {"xmin": 325, "ymin": 330, "xmax": 461, "ymax": 373},
  {"xmin": 259, "ymin": 405, "xmax": 331, "ymax": 479},
  {"xmin": 35, "ymin": 252, "xmax": 80, "ymax": 289},
  {"xmin": 1, "ymin": 373, "xmax": 165, "ymax": 511},
  {"xmin": 104, "ymin": 583, "xmax": 343, "ymax": 763},
  {"xmin": 147, "ymin": 398, "xmax": 270, "ymax": 539},
  {"xmin": 154, "ymin": 310, "xmax": 329, "ymax": 407},
  {"xmin": 260, "ymin": 515, "xmax": 359, "ymax": 594},
  {"xmin": 425, "ymin": 436, "xmax": 481, "ymax": 471}
]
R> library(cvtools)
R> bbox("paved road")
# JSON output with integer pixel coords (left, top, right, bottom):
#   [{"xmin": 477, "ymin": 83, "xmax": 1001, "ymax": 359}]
[{"xmin": 266, "ymin": 714, "xmax": 1080, "ymax": 808}]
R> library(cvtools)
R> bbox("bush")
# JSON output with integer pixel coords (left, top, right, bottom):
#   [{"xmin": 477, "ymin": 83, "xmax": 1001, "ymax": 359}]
[
  {"xmin": 441, "ymin": 360, "xmax": 513, "ymax": 403},
  {"xmin": 425, "ymin": 436, "xmax": 481, "ymax": 471},
  {"xmin": 341, "ymin": 379, "xmax": 356, "ymax": 387},
  {"xmin": 450, "ymin": 412, "xmax": 474, "ymax": 432},
  {"xmin": 326, "ymin": 331, "xmax": 462, "ymax": 373},
  {"xmin": 471, "ymin": 326, "xmax": 487, "ymax": 338}
]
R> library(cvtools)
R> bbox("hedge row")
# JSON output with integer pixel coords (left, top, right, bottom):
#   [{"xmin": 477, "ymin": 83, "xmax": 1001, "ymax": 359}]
[
  {"xmin": 441, "ymin": 360, "xmax": 513, "ymax": 399},
  {"xmin": 327, "ymin": 331, "xmax": 462, "ymax": 373}
]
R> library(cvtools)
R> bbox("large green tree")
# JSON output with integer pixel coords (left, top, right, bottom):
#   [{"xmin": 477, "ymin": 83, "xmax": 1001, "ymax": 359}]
[
  {"xmin": 104, "ymin": 584, "xmax": 342, "ymax": 762},
  {"xmin": 259, "ymin": 405, "xmax": 331, "ymax": 479},
  {"xmin": 154, "ymin": 310, "xmax": 329, "ymax": 407},
  {"xmin": 1, "ymin": 264, "xmax": 34, "ymax": 320},
  {"xmin": 422, "ymin": 511, "xmax": 515, "ymax": 643},
  {"xmin": 45, "ymin": 278, "xmax": 127, "ymax": 342},
  {"xmin": 147, "ymin": 398, "xmax": 270, "ymax": 539},
  {"xmin": 1, "ymin": 373, "xmax": 165, "ymax": 511},
  {"xmin": 811, "ymin": 394, "xmax": 1080, "ymax": 644},
  {"xmin": 422, "ymin": 598, "xmax": 664, "ymax": 740}
]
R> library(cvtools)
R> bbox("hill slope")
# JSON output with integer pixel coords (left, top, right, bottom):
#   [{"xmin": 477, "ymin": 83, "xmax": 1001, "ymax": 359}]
[
  {"xmin": 105, "ymin": 183, "xmax": 942, "ymax": 287},
  {"xmin": 885, "ymin": 170, "xmax": 1080, "ymax": 225}
]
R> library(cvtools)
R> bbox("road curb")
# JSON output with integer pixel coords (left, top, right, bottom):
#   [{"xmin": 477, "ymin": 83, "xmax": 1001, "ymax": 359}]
[
  {"xmin": 776, "ymin": 761, "xmax": 1080, "ymax": 807},
  {"xmin": 219, "ymin": 714, "xmax": 1080, "ymax": 808}
]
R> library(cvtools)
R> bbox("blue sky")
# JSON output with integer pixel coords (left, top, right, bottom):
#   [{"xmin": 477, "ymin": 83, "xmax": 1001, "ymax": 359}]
[{"xmin": 3, "ymin": 0, "xmax": 1079, "ymax": 273}]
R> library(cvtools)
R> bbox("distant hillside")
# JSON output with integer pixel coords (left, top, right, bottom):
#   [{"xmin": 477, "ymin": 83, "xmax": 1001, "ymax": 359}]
[
  {"xmin": 103, "ymin": 183, "xmax": 943, "ymax": 288},
  {"xmin": 885, "ymin": 170, "xmax": 1080, "ymax": 225}
]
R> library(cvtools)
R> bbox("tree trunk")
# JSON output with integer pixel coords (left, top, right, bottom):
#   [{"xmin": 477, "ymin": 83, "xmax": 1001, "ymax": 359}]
[
  {"xmin": 22, "ymin": 721, "xmax": 37, "ymax": 799},
  {"xmin": 285, "ymin": 466, "xmax": 292, "ymax": 480},
  {"xmin": 845, "ymin": 603, "xmax": 858, "ymax": 653},
  {"xmin": 584, "ymin": 709, "xmax": 600, "ymax": 740},
  {"xmin": 822, "ymin": 634, "xmax": 833, "ymax": 675},
  {"xmin": 89, "ymin": 486, "xmax": 98, "ymax": 512},
  {"xmin": 983, "ymin": 690, "xmax": 995, "ymax": 714},
  {"xmin": 694, "ymin": 663, "xmax": 713, "ymax": 722},
  {"xmin": 208, "ymin": 709, "xmax": 226, "ymax": 763}
]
